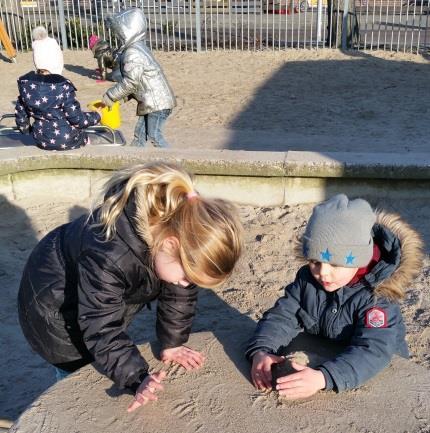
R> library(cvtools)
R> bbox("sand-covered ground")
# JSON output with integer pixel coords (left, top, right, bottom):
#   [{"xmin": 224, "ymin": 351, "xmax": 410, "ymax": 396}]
[
  {"xmin": 1, "ymin": 48, "xmax": 429, "ymax": 152},
  {"xmin": 0, "ymin": 195, "xmax": 429, "ymax": 431},
  {"xmin": 1, "ymin": 48, "xmax": 430, "ymax": 431}
]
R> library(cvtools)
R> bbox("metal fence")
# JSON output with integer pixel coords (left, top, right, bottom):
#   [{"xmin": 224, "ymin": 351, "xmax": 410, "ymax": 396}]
[{"xmin": 0, "ymin": 0, "xmax": 429, "ymax": 53}]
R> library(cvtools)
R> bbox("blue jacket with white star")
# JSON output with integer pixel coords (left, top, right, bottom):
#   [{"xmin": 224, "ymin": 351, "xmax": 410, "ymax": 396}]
[
  {"xmin": 246, "ymin": 214, "xmax": 423, "ymax": 392},
  {"xmin": 15, "ymin": 71, "xmax": 100, "ymax": 151}
]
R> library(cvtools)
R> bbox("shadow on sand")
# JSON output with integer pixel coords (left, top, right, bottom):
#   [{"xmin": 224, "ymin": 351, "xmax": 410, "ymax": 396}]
[{"xmin": 225, "ymin": 50, "xmax": 430, "ymax": 153}]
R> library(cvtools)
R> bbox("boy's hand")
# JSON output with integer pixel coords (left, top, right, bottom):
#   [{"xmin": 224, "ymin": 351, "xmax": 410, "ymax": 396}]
[
  {"xmin": 251, "ymin": 351, "xmax": 285, "ymax": 390},
  {"xmin": 160, "ymin": 345, "xmax": 205, "ymax": 370},
  {"xmin": 127, "ymin": 370, "xmax": 166, "ymax": 412},
  {"xmin": 275, "ymin": 362, "xmax": 326, "ymax": 399}
]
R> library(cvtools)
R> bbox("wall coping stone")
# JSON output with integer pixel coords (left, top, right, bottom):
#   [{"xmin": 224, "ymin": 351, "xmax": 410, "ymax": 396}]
[{"xmin": 1, "ymin": 147, "xmax": 430, "ymax": 179}]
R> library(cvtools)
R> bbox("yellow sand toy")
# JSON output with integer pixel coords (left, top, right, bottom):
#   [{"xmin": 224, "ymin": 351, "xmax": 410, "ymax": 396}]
[{"xmin": 88, "ymin": 100, "xmax": 121, "ymax": 130}]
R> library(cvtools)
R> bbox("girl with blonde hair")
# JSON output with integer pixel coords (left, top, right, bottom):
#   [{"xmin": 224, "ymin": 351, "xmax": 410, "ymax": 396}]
[{"xmin": 18, "ymin": 162, "xmax": 243, "ymax": 412}]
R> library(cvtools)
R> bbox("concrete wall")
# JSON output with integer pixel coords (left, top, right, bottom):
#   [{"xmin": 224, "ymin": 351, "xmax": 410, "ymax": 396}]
[{"xmin": 1, "ymin": 147, "xmax": 430, "ymax": 207}]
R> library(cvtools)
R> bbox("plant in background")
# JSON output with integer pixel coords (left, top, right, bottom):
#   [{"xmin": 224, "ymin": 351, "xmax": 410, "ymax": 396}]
[
  {"xmin": 65, "ymin": 18, "xmax": 89, "ymax": 49},
  {"xmin": 162, "ymin": 19, "xmax": 177, "ymax": 35}
]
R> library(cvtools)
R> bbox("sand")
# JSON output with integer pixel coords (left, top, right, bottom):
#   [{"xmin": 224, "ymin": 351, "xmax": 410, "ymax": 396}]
[
  {"xmin": 0, "ymin": 196, "xmax": 429, "ymax": 432},
  {"xmin": 8, "ymin": 332, "xmax": 430, "ymax": 433},
  {"xmin": 1, "ymin": 49, "xmax": 429, "ymax": 152},
  {"xmin": 0, "ymin": 48, "xmax": 430, "ymax": 431}
]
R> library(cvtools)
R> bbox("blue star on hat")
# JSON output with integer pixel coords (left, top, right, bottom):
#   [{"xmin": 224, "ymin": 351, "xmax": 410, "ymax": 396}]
[
  {"xmin": 320, "ymin": 248, "xmax": 332, "ymax": 262},
  {"xmin": 345, "ymin": 252, "xmax": 355, "ymax": 265}
]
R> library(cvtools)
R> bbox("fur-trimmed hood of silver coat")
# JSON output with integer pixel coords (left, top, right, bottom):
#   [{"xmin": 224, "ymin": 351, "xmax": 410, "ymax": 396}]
[{"xmin": 105, "ymin": 8, "xmax": 176, "ymax": 115}]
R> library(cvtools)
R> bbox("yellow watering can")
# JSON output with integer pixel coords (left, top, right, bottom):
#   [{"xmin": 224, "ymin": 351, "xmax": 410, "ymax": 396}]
[{"xmin": 88, "ymin": 100, "xmax": 121, "ymax": 130}]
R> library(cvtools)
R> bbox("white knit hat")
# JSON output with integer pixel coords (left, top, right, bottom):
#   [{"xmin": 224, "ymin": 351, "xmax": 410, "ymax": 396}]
[{"xmin": 32, "ymin": 35, "xmax": 64, "ymax": 75}]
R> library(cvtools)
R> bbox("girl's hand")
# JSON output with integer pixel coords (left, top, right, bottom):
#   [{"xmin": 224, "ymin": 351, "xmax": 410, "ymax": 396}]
[
  {"xmin": 251, "ymin": 351, "xmax": 285, "ymax": 390},
  {"xmin": 160, "ymin": 346, "xmax": 205, "ymax": 370},
  {"xmin": 127, "ymin": 371, "xmax": 166, "ymax": 413},
  {"xmin": 275, "ymin": 362, "xmax": 326, "ymax": 399}
]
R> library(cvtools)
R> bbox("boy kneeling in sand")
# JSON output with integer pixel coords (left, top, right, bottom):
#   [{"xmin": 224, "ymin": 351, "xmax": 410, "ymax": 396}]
[{"xmin": 246, "ymin": 194, "xmax": 423, "ymax": 398}]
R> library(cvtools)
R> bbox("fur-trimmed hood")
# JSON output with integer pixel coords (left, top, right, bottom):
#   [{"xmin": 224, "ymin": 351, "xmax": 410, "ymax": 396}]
[
  {"xmin": 371, "ymin": 211, "xmax": 424, "ymax": 300},
  {"xmin": 295, "ymin": 210, "xmax": 424, "ymax": 301}
]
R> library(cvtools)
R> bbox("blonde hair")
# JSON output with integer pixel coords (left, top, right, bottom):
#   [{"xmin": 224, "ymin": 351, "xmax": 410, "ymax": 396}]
[{"xmin": 94, "ymin": 162, "xmax": 243, "ymax": 288}]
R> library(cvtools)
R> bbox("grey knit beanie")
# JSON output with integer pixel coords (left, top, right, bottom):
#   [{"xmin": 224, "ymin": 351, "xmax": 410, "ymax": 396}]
[{"xmin": 303, "ymin": 194, "xmax": 376, "ymax": 268}]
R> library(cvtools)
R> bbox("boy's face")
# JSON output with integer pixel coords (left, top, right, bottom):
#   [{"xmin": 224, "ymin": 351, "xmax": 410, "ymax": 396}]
[{"xmin": 308, "ymin": 261, "xmax": 359, "ymax": 292}]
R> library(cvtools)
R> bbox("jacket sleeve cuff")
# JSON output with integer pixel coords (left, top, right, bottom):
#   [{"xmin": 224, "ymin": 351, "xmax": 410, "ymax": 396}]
[
  {"xmin": 156, "ymin": 283, "xmax": 198, "ymax": 349},
  {"xmin": 127, "ymin": 370, "xmax": 149, "ymax": 394},
  {"xmin": 159, "ymin": 341, "xmax": 178, "ymax": 350},
  {"xmin": 19, "ymin": 125, "xmax": 30, "ymax": 134},
  {"xmin": 316, "ymin": 366, "xmax": 336, "ymax": 391},
  {"xmin": 245, "ymin": 346, "xmax": 274, "ymax": 361}
]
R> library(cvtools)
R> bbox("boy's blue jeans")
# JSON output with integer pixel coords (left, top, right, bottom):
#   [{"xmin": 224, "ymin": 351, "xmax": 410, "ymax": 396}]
[{"xmin": 131, "ymin": 109, "xmax": 171, "ymax": 148}]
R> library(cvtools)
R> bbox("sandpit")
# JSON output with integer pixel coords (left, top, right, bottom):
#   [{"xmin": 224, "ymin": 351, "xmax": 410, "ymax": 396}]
[
  {"xmin": 1, "ymin": 49, "xmax": 430, "ymax": 153},
  {"xmin": 1, "ymin": 164, "xmax": 430, "ymax": 431},
  {"xmin": 9, "ymin": 331, "xmax": 430, "ymax": 433}
]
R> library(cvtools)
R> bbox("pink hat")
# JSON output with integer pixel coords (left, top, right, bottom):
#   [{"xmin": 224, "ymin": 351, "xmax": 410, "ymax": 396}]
[{"xmin": 89, "ymin": 34, "xmax": 100, "ymax": 50}]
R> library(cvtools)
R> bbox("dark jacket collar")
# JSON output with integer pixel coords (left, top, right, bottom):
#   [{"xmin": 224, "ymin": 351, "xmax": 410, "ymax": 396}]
[
  {"xmin": 18, "ymin": 70, "xmax": 68, "ymax": 84},
  {"xmin": 114, "ymin": 196, "xmax": 153, "ymax": 269},
  {"xmin": 362, "ymin": 223, "xmax": 401, "ymax": 288}
]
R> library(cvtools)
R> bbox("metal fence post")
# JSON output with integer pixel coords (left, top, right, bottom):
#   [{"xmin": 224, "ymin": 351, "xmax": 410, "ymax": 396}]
[
  {"xmin": 316, "ymin": 0, "xmax": 323, "ymax": 45},
  {"xmin": 58, "ymin": 0, "xmax": 68, "ymax": 50},
  {"xmin": 341, "ymin": 0, "xmax": 350, "ymax": 49},
  {"xmin": 195, "ymin": 0, "xmax": 201, "ymax": 52}
]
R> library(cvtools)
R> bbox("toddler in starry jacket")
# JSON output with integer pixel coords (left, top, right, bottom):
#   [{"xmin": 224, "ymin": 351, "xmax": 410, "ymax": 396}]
[{"xmin": 15, "ymin": 26, "xmax": 100, "ymax": 151}]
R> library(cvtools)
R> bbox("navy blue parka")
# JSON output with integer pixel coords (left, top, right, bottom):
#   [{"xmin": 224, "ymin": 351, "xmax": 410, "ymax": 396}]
[{"xmin": 246, "ymin": 212, "xmax": 423, "ymax": 392}]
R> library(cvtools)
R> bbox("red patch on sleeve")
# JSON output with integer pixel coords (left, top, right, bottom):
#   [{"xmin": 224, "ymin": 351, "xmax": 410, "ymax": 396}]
[{"xmin": 365, "ymin": 307, "xmax": 388, "ymax": 328}]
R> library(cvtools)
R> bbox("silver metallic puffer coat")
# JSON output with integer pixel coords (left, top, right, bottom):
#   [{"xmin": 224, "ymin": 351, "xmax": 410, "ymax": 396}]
[{"xmin": 105, "ymin": 8, "xmax": 176, "ymax": 115}]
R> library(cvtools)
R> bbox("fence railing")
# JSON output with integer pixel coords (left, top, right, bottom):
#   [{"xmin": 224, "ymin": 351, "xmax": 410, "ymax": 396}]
[{"xmin": 0, "ymin": 0, "xmax": 429, "ymax": 53}]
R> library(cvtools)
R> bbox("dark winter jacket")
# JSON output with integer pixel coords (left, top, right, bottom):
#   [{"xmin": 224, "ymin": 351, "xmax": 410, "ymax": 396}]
[
  {"xmin": 15, "ymin": 71, "xmax": 100, "ymax": 151},
  {"xmin": 18, "ymin": 198, "xmax": 198, "ymax": 392},
  {"xmin": 246, "ymin": 212, "xmax": 423, "ymax": 392}
]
